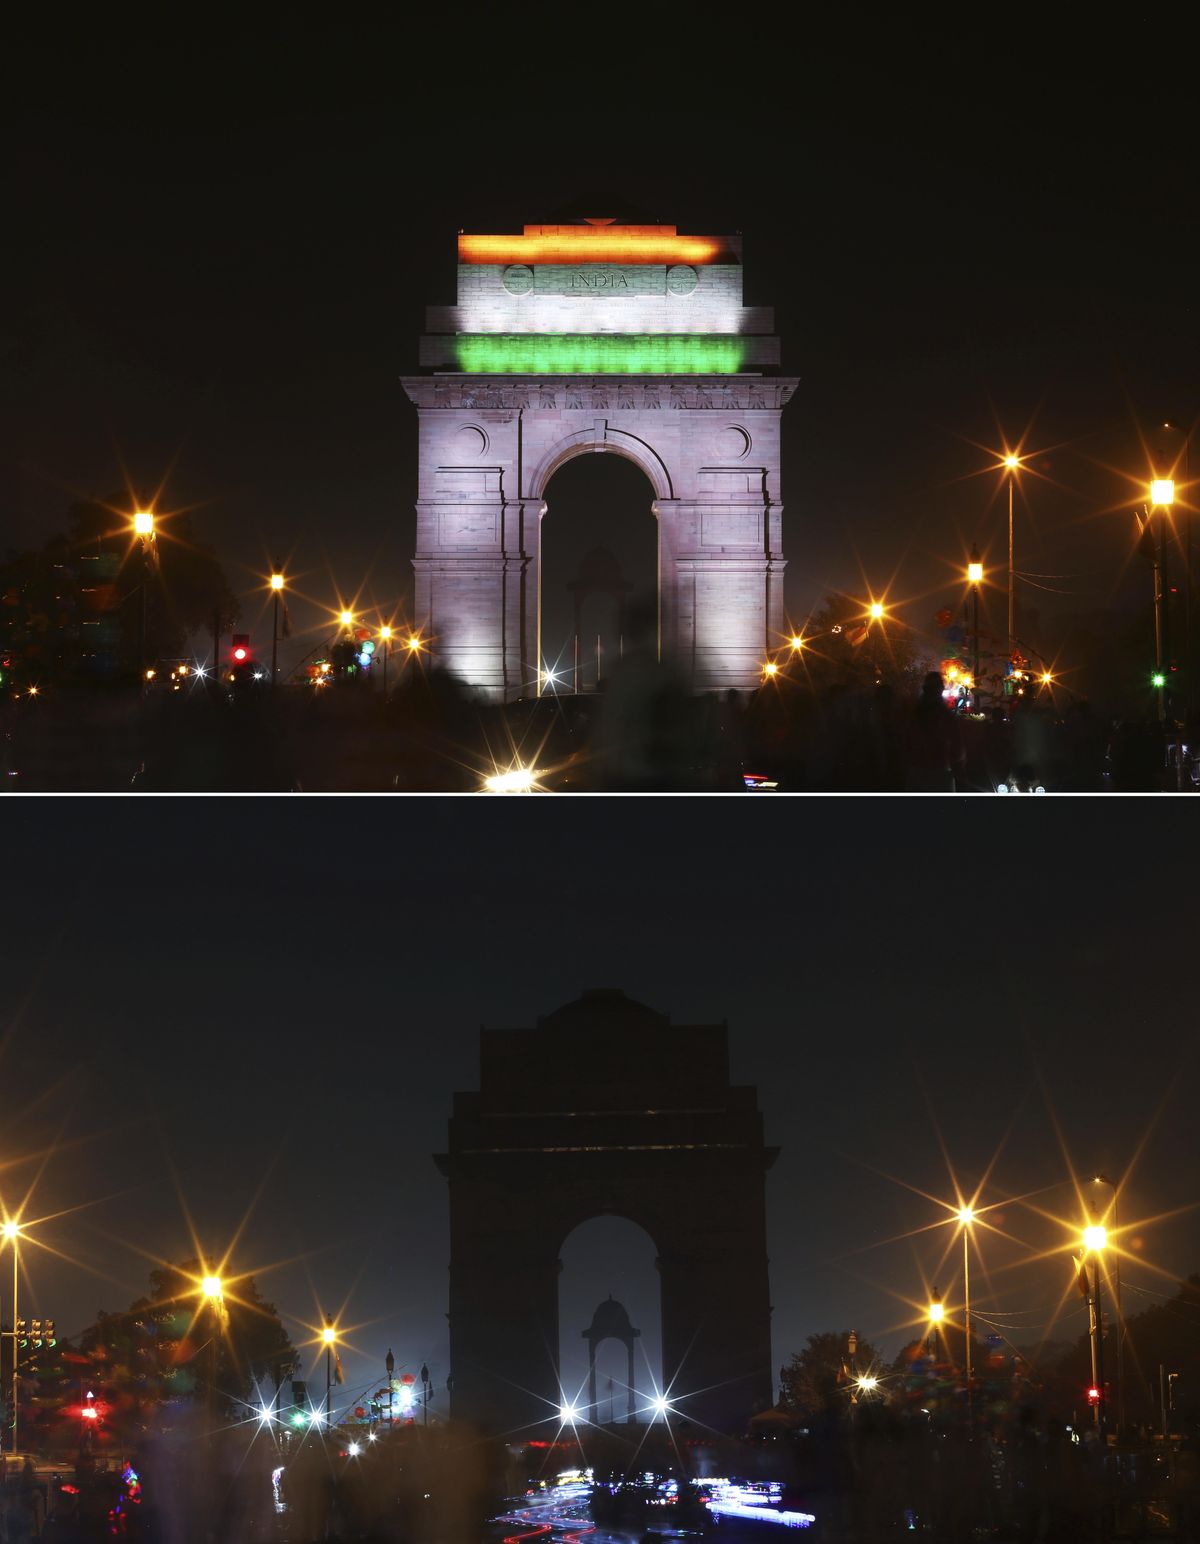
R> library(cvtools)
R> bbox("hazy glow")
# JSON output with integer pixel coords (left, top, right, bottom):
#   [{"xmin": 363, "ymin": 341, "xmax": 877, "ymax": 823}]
[
  {"xmin": 454, "ymin": 334, "xmax": 744, "ymax": 374},
  {"xmin": 484, "ymin": 767, "xmax": 536, "ymax": 794},
  {"xmin": 1150, "ymin": 478, "xmax": 1175, "ymax": 506}
]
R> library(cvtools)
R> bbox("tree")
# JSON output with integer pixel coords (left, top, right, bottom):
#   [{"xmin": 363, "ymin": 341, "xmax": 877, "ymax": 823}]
[
  {"xmin": 80, "ymin": 1259, "xmax": 295, "ymax": 1444},
  {"xmin": 0, "ymin": 499, "xmax": 239, "ymax": 684},
  {"xmin": 779, "ymin": 1330, "xmax": 884, "ymax": 1421},
  {"xmin": 793, "ymin": 593, "xmax": 927, "ymax": 697}
]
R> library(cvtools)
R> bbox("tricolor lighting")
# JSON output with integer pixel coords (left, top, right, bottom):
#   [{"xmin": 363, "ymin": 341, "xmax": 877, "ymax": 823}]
[
  {"xmin": 459, "ymin": 227, "xmax": 730, "ymax": 266},
  {"xmin": 455, "ymin": 335, "xmax": 745, "ymax": 375}
]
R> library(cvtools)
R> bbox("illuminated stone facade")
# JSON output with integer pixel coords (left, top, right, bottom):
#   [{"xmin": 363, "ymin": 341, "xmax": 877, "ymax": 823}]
[
  {"xmin": 435, "ymin": 990, "xmax": 778, "ymax": 1437},
  {"xmin": 403, "ymin": 223, "xmax": 797, "ymax": 697}
]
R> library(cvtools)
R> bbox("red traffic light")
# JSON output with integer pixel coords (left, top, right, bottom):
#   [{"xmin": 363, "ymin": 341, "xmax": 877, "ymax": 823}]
[
  {"xmin": 1087, "ymin": 1386, "xmax": 1101, "ymax": 1403},
  {"xmin": 232, "ymin": 646, "xmax": 248, "ymax": 662},
  {"xmin": 231, "ymin": 633, "xmax": 251, "ymax": 663}
]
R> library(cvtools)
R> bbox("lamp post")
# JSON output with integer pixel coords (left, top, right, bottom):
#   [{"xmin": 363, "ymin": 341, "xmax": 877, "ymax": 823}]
[
  {"xmin": 133, "ymin": 511, "xmax": 155, "ymax": 686},
  {"xmin": 322, "ymin": 1320, "xmax": 337, "ymax": 1432},
  {"xmin": 385, "ymin": 1348, "xmax": 395, "ymax": 1428},
  {"xmin": 1149, "ymin": 480, "xmax": 1175, "ymax": 722},
  {"xmin": 270, "ymin": 573, "xmax": 285, "ymax": 687},
  {"xmin": 201, "ymin": 1272, "xmax": 224, "ymax": 1433},
  {"xmin": 956, "ymin": 1208, "xmax": 975, "ymax": 1422},
  {"xmin": 1082, "ymin": 1226, "xmax": 1108, "ymax": 1436},
  {"xmin": 967, "ymin": 550, "xmax": 983, "ymax": 708},
  {"xmin": 4, "ymin": 1222, "xmax": 19, "ymax": 1455},
  {"xmin": 1093, "ymin": 1176, "xmax": 1124, "ymax": 1433},
  {"xmin": 379, "ymin": 626, "xmax": 393, "ymax": 699},
  {"xmin": 1002, "ymin": 455, "xmax": 1020, "ymax": 659},
  {"xmin": 420, "ymin": 1362, "xmax": 430, "ymax": 1427}
]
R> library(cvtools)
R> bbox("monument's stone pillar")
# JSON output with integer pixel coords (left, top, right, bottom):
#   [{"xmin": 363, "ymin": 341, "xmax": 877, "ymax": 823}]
[{"xmin": 404, "ymin": 222, "xmax": 797, "ymax": 700}]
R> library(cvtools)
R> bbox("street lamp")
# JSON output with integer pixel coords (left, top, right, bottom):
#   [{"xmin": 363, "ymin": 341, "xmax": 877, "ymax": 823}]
[
  {"xmin": 1093, "ymin": 1175, "xmax": 1125, "ymax": 1432},
  {"xmin": 269, "ymin": 573, "xmax": 285, "ymax": 688},
  {"xmin": 339, "ymin": 610, "xmax": 354, "ymax": 629},
  {"xmin": 200, "ymin": 1272, "xmax": 224, "ymax": 1435},
  {"xmin": 927, "ymin": 1290, "xmax": 944, "ymax": 1363},
  {"xmin": 868, "ymin": 601, "xmax": 885, "ymax": 621},
  {"xmin": 967, "ymin": 548, "xmax": 983, "ymax": 709},
  {"xmin": 1001, "ymin": 453, "xmax": 1021, "ymax": 660},
  {"xmin": 1080, "ymin": 1225, "xmax": 1108, "ymax": 1435},
  {"xmin": 788, "ymin": 634, "xmax": 805, "ymax": 652},
  {"xmin": 132, "ymin": 512, "xmax": 156, "ymax": 685},
  {"xmin": 957, "ymin": 1207, "xmax": 976, "ymax": 1419},
  {"xmin": 3, "ymin": 1222, "xmax": 21, "ymax": 1455},
  {"xmin": 323, "ymin": 1320, "xmax": 337, "ymax": 1431},
  {"xmin": 1147, "ymin": 479, "xmax": 1176, "ymax": 721}
]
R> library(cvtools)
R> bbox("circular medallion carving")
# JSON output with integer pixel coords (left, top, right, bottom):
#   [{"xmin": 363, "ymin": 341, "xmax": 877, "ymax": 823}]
[
  {"xmin": 722, "ymin": 425, "xmax": 752, "ymax": 459},
  {"xmin": 455, "ymin": 424, "xmax": 489, "ymax": 457},
  {"xmin": 666, "ymin": 264, "xmax": 698, "ymax": 296},
  {"xmin": 502, "ymin": 264, "xmax": 534, "ymax": 296}
]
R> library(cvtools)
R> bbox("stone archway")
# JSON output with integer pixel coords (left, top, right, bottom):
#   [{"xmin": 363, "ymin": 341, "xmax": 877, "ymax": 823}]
[
  {"xmin": 402, "ymin": 220, "xmax": 797, "ymax": 700},
  {"xmin": 433, "ymin": 990, "xmax": 778, "ymax": 1437}
]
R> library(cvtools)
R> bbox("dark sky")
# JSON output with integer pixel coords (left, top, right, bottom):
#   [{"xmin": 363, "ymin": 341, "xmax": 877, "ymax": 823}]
[
  {"xmin": 3, "ymin": 803, "xmax": 1196, "ymax": 1411},
  {"xmin": 9, "ymin": 25, "xmax": 1198, "ymax": 704}
]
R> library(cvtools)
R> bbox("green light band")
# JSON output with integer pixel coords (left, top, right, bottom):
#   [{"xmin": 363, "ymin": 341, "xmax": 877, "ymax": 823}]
[{"xmin": 454, "ymin": 335, "xmax": 745, "ymax": 374}]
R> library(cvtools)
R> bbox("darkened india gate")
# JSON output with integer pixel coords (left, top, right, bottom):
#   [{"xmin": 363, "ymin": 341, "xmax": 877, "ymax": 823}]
[{"xmin": 435, "ymin": 989, "xmax": 778, "ymax": 1435}]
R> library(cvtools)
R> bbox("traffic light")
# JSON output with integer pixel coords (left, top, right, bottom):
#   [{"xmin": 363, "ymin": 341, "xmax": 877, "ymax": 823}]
[
  {"xmin": 231, "ymin": 634, "xmax": 251, "ymax": 664},
  {"xmin": 30, "ymin": 1319, "xmax": 42, "ymax": 1348},
  {"xmin": 15, "ymin": 1319, "xmax": 26, "ymax": 1348},
  {"xmin": 43, "ymin": 1319, "xmax": 55, "ymax": 1348},
  {"xmin": 1087, "ymin": 1385, "xmax": 1101, "ymax": 1404}
]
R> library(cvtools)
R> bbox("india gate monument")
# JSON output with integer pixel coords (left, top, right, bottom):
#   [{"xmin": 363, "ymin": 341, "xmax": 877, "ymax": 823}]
[
  {"xmin": 402, "ymin": 221, "xmax": 797, "ymax": 699},
  {"xmin": 435, "ymin": 989, "xmax": 778, "ymax": 1436}
]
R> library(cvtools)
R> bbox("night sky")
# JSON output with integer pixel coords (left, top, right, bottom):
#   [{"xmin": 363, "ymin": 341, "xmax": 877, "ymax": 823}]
[
  {"xmin": 9, "ymin": 26, "xmax": 1198, "ymax": 705},
  {"xmin": 3, "ymin": 804, "xmax": 1196, "ymax": 1412}
]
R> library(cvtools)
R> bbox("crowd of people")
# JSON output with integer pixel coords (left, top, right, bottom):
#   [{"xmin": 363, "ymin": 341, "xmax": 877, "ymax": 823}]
[{"xmin": 3, "ymin": 662, "xmax": 1192, "ymax": 793}]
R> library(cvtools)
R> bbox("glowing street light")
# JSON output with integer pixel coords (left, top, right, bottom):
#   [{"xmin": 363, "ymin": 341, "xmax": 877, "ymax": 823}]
[
  {"xmin": 762, "ymin": 660, "xmax": 779, "ymax": 678},
  {"xmin": 201, "ymin": 1274, "xmax": 223, "ymax": 1299},
  {"xmin": 1150, "ymin": 478, "xmax": 1175, "ymax": 507},
  {"xmin": 132, "ymin": 512, "xmax": 156, "ymax": 684},
  {"xmin": 651, "ymin": 1394, "xmax": 670, "ymax": 1418},
  {"xmin": 855, "ymin": 1375, "xmax": 878, "ymax": 1394},
  {"xmin": 928, "ymin": 1296, "xmax": 945, "ymax": 1323},
  {"xmin": 1, "ymin": 1219, "xmax": 21, "ymax": 1455},
  {"xmin": 339, "ymin": 610, "xmax": 354, "ymax": 628},
  {"xmin": 406, "ymin": 635, "xmax": 422, "ymax": 653},
  {"xmin": 788, "ymin": 634, "xmax": 805, "ymax": 652},
  {"xmin": 868, "ymin": 601, "xmax": 885, "ymax": 621},
  {"xmin": 1082, "ymin": 1224, "xmax": 1108, "ymax": 1253},
  {"xmin": 268, "ymin": 573, "xmax": 286, "ymax": 686},
  {"xmin": 1079, "ymin": 1225, "xmax": 1109, "ymax": 1433},
  {"xmin": 998, "ymin": 451, "xmax": 1024, "ymax": 658},
  {"xmin": 322, "ymin": 1319, "xmax": 339, "ymax": 1431},
  {"xmin": 559, "ymin": 1403, "xmax": 580, "ymax": 1424}
]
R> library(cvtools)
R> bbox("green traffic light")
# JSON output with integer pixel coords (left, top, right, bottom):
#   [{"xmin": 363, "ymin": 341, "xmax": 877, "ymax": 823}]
[{"xmin": 1152, "ymin": 673, "xmax": 1166, "ymax": 687}]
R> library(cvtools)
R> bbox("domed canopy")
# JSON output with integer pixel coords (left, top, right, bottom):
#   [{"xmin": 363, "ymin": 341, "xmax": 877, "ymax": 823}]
[
  {"xmin": 582, "ymin": 1294, "xmax": 640, "ymax": 1343},
  {"xmin": 539, "ymin": 988, "xmax": 666, "ymax": 1033}
]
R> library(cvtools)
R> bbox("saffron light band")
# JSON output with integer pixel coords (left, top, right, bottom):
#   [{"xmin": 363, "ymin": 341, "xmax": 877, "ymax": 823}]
[{"xmin": 459, "ymin": 230, "xmax": 734, "ymax": 266}]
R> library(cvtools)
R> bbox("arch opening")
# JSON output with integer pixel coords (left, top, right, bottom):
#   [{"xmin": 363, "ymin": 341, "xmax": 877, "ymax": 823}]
[
  {"xmin": 558, "ymin": 1215, "xmax": 662, "ymax": 1423},
  {"xmin": 539, "ymin": 453, "xmax": 658, "ymax": 692}
]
